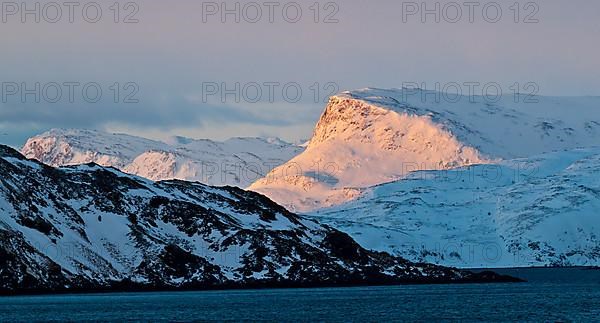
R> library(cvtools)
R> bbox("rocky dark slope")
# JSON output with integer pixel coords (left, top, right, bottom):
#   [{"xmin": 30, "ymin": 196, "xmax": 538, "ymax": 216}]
[{"xmin": 0, "ymin": 145, "xmax": 517, "ymax": 294}]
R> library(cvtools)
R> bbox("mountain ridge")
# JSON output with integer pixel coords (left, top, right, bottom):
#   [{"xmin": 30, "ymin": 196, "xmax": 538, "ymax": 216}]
[
  {"xmin": 0, "ymin": 144, "xmax": 517, "ymax": 294},
  {"xmin": 21, "ymin": 129, "xmax": 303, "ymax": 188}
]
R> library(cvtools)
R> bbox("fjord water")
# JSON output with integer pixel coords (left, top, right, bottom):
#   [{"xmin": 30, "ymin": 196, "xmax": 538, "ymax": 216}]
[{"xmin": 1, "ymin": 268, "xmax": 598, "ymax": 322}]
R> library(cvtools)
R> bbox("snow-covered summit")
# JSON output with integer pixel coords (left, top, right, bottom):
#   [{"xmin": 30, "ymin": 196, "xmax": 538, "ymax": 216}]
[
  {"xmin": 336, "ymin": 88, "xmax": 600, "ymax": 157},
  {"xmin": 250, "ymin": 88, "xmax": 600, "ymax": 212},
  {"xmin": 21, "ymin": 129, "xmax": 304, "ymax": 188}
]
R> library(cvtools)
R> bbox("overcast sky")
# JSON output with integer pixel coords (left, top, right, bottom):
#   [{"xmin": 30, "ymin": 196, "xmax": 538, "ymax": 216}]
[{"xmin": 1, "ymin": 0, "xmax": 599, "ymax": 147}]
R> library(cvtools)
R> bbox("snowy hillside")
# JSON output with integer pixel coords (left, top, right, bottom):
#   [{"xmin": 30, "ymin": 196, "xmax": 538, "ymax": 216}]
[
  {"xmin": 250, "ymin": 88, "xmax": 600, "ymax": 212},
  {"xmin": 21, "ymin": 129, "xmax": 303, "ymax": 188},
  {"xmin": 0, "ymin": 145, "xmax": 515, "ymax": 293},
  {"xmin": 312, "ymin": 148, "xmax": 600, "ymax": 268}
]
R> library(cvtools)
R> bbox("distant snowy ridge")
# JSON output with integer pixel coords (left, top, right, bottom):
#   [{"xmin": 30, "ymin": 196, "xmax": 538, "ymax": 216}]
[
  {"xmin": 312, "ymin": 147, "xmax": 600, "ymax": 268},
  {"xmin": 250, "ymin": 88, "xmax": 600, "ymax": 212},
  {"xmin": 21, "ymin": 129, "xmax": 303, "ymax": 188}
]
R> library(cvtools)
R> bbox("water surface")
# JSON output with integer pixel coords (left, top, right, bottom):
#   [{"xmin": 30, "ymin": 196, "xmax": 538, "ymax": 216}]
[{"xmin": 1, "ymin": 268, "xmax": 598, "ymax": 322}]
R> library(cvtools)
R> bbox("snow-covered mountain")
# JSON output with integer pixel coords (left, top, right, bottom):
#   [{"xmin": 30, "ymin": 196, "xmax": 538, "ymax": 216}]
[
  {"xmin": 17, "ymin": 88, "xmax": 600, "ymax": 270},
  {"xmin": 21, "ymin": 129, "xmax": 303, "ymax": 188},
  {"xmin": 0, "ymin": 145, "xmax": 515, "ymax": 293},
  {"xmin": 250, "ymin": 88, "xmax": 600, "ymax": 212},
  {"xmin": 312, "ymin": 148, "xmax": 600, "ymax": 268}
]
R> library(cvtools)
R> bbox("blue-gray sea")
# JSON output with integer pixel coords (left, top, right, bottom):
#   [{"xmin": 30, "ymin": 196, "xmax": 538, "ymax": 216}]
[{"xmin": 1, "ymin": 268, "xmax": 599, "ymax": 322}]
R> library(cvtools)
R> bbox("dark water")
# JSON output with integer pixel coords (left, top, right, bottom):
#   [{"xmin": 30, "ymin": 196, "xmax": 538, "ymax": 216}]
[{"xmin": 1, "ymin": 268, "xmax": 599, "ymax": 322}]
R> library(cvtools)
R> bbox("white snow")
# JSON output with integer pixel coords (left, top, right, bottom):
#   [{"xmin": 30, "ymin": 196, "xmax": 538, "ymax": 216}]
[
  {"xmin": 21, "ymin": 129, "xmax": 304, "ymax": 188},
  {"xmin": 312, "ymin": 148, "xmax": 600, "ymax": 268}
]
